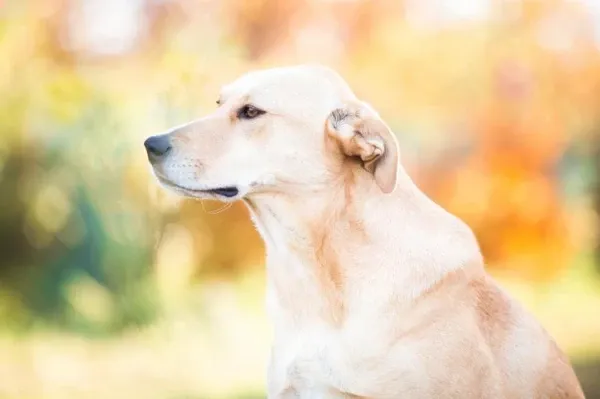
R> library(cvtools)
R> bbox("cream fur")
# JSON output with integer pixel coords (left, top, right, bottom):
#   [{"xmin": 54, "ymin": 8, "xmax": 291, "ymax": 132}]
[{"xmin": 146, "ymin": 65, "xmax": 584, "ymax": 398}]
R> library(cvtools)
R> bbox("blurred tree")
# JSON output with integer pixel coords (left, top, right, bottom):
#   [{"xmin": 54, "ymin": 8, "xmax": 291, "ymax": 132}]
[
  {"xmin": 1, "ymin": 0, "xmax": 599, "ymax": 336},
  {"xmin": 0, "ymin": 2, "xmax": 160, "ymax": 333},
  {"xmin": 594, "ymin": 130, "xmax": 600, "ymax": 273},
  {"xmin": 224, "ymin": 0, "xmax": 307, "ymax": 60}
]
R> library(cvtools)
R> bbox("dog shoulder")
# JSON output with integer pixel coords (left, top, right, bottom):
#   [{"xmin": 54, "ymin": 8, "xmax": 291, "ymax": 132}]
[
  {"xmin": 535, "ymin": 339, "xmax": 586, "ymax": 398},
  {"xmin": 468, "ymin": 274, "xmax": 584, "ymax": 398}
]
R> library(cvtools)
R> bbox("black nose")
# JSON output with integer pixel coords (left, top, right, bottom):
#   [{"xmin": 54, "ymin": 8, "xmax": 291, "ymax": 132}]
[{"xmin": 144, "ymin": 135, "xmax": 172, "ymax": 160}]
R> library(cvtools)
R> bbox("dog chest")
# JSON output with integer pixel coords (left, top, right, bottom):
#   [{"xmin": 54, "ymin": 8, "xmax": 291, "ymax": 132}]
[{"xmin": 269, "ymin": 324, "xmax": 340, "ymax": 395}]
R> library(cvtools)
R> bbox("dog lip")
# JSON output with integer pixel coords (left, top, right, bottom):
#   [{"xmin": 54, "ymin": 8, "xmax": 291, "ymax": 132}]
[
  {"xmin": 154, "ymin": 176, "xmax": 240, "ymax": 198},
  {"xmin": 202, "ymin": 186, "xmax": 239, "ymax": 198}
]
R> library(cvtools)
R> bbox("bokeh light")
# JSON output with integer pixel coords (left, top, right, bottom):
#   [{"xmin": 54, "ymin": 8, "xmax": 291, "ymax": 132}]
[{"xmin": 1, "ymin": 0, "xmax": 600, "ymax": 397}]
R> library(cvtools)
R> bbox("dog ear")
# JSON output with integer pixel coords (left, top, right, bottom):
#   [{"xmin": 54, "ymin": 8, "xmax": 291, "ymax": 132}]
[{"xmin": 326, "ymin": 103, "xmax": 399, "ymax": 193}]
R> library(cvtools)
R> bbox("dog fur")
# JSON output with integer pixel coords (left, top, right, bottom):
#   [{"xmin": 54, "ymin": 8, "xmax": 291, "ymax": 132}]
[{"xmin": 145, "ymin": 65, "xmax": 584, "ymax": 398}]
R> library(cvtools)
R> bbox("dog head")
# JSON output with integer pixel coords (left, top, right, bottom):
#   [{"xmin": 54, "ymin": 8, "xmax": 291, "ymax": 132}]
[{"xmin": 144, "ymin": 65, "xmax": 400, "ymax": 201}]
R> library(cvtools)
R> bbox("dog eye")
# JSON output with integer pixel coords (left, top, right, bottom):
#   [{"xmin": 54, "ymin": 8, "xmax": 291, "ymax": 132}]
[{"xmin": 238, "ymin": 104, "xmax": 265, "ymax": 120}]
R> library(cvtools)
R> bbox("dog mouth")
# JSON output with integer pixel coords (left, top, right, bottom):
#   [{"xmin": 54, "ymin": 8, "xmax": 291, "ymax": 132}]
[
  {"xmin": 156, "ymin": 176, "xmax": 241, "ymax": 199},
  {"xmin": 203, "ymin": 187, "xmax": 239, "ymax": 198}
]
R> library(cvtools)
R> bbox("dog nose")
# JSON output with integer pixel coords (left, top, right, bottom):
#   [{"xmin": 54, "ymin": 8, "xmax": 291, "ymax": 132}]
[{"xmin": 144, "ymin": 135, "xmax": 172, "ymax": 160}]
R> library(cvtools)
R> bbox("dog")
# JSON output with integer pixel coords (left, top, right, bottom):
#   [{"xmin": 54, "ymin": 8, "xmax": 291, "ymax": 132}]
[{"xmin": 144, "ymin": 65, "xmax": 584, "ymax": 398}]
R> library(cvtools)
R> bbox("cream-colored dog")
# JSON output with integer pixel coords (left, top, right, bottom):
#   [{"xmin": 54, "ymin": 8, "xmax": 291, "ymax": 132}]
[{"xmin": 144, "ymin": 65, "xmax": 584, "ymax": 398}]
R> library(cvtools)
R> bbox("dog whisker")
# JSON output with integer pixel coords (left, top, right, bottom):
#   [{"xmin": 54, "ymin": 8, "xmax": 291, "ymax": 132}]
[{"xmin": 200, "ymin": 200, "xmax": 233, "ymax": 214}]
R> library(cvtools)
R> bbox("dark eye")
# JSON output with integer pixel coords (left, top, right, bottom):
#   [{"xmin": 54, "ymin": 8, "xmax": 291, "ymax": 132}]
[{"xmin": 238, "ymin": 104, "xmax": 265, "ymax": 120}]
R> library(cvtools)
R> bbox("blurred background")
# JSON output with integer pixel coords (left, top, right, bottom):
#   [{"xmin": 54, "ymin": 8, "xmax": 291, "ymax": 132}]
[{"xmin": 1, "ymin": 0, "xmax": 600, "ymax": 397}]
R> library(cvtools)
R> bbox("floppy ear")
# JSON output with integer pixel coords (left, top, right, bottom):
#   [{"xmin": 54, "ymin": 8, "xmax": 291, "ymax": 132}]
[{"xmin": 326, "ymin": 103, "xmax": 399, "ymax": 193}]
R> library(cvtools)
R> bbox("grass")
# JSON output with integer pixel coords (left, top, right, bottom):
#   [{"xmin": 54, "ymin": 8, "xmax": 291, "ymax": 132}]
[{"xmin": 1, "ymin": 259, "xmax": 600, "ymax": 398}]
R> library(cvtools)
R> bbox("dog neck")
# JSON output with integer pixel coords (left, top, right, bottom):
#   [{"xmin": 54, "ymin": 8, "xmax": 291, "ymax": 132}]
[{"xmin": 244, "ymin": 166, "xmax": 483, "ymax": 326}]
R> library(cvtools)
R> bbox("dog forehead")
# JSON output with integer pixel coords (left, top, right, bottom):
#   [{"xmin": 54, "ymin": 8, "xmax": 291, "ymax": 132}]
[{"xmin": 220, "ymin": 65, "xmax": 355, "ymax": 109}]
